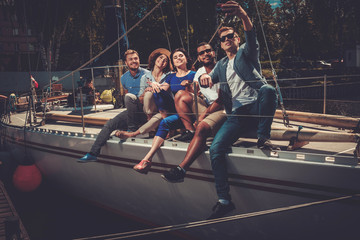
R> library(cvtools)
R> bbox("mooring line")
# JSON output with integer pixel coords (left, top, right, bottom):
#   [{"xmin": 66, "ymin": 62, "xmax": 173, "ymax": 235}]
[
  {"xmin": 333, "ymin": 148, "xmax": 355, "ymax": 156},
  {"xmin": 73, "ymin": 194, "xmax": 357, "ymax": 240}
]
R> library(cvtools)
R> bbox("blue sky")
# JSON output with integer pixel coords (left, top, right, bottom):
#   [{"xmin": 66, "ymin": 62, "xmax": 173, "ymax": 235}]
[{"xmin": 268, "ymin": 0, "xmax": 281, "ymax": 9}]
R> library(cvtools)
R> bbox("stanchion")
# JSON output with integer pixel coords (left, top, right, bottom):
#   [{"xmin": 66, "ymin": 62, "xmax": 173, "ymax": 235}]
[
  {"xmin": 91, "ymin": 67, "xmax": 97, "ymax": 111},
  {"xmin": 72, "ymin": 73, "xmax": 77, "ymax": 111},
  {"xmin": 323, "ymin": 74, "xmax": 327, "ymax": 114},
  {"xmin": 79, "ymin": 88, "xmax": 85, "ymax": 134},
  {"xmin": 193, "ymin": 82, "xmax": 199, "ymax": 125}
]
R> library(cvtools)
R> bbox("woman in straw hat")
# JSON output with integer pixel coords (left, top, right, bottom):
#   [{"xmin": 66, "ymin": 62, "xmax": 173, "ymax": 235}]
[
  {"xmin": 115, "ymin": 48, "xmax": 172, "ymax": 139},
  {"xmin": 132, "ymin": 48, "xmax": 196, "ymax": 173}
]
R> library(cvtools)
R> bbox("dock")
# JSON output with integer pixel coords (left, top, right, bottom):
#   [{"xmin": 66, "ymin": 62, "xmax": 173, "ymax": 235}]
[{"xmin": 0, "ymin": 181, "xmax": 29, "ymax": 240}]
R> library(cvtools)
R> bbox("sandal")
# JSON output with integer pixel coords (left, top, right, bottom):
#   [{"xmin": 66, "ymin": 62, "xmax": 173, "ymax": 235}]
[{"xmin": 133, "ymin": 159, "xmax": 152, "ymax": 174}]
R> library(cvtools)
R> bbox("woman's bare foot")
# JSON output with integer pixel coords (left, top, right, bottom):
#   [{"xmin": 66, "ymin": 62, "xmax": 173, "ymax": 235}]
[{"xmin": 115, "ymin": 130, "xmax": 135, "ymax": 139}]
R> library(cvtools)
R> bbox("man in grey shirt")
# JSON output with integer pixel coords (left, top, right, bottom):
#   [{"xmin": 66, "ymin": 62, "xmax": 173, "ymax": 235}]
[{"xmin": 200, "ymin": 1, "xmax": 278, "ymax": 219}]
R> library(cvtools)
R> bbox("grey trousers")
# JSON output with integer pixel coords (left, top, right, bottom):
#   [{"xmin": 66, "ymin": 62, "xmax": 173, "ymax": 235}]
[
  {"xmin": 89, "ymin": 110, "xmax": 129, "ymax": 156},
  {"xmin": 124, "ymin": 93, "xmax": 145, "ymax": 131}
]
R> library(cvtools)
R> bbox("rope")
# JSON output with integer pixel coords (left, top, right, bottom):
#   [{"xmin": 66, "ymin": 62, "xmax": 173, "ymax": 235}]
[
  {"xmin": 74, "ymin": 194, "xmax": 357, "ymax": 240},
  {"xmin": 43, "ymin": 0, "xmax": 166, "ymax": 89},
  {"xmin": 253, "ymin": 0, "xmax": 289, "ymax": 127}
]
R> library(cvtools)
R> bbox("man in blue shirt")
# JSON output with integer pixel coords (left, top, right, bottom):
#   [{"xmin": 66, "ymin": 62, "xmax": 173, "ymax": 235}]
[
  {"xmin": 78, "ymin": 49, "xmax": 149, "ymax": 162},
  {"xmin": 121, "ymin": 49, "xmax": 150, "ymax": 131},
  {"xmin": 200, "ymin": 1, "xmax": 278, "ymax": 219}
]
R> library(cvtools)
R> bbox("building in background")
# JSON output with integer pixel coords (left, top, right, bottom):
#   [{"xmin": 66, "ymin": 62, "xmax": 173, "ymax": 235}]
[{"xmin": 0, "ymin": 0, "xmax": 38, "ymax": 72}]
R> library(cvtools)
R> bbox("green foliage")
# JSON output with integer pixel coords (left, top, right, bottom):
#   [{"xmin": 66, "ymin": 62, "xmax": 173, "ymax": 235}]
[
  {"xmin": 275, "ymin": 0, "xmax": 360, "ymax": 60},
  {"xmin": 14, "ymin": 0, "xmax": 360, "ymax": 71}
]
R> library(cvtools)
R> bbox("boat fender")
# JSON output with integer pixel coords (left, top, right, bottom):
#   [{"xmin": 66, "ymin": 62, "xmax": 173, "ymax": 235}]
[{"xmin": 12, "ymin": 164, "xmax": 42, "ymax": 192}]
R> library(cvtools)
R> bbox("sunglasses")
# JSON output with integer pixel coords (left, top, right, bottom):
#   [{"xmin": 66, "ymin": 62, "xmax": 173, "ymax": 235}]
[
  {"xmin": 198, "ymin": 49, "xmax": 212, "ymax": 56},
  {"xmin": 220, "ymin": 32, "xmax": 235, "ymax": 42}
]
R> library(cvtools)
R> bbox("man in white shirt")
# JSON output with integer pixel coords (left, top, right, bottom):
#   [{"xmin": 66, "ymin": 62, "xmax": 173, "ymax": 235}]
[{"xmin": 161, "ymin": 42, "xmax": 226, "ymax": 183}]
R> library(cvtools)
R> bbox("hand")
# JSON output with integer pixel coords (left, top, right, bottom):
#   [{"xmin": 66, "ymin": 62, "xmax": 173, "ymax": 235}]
[
  {"xmin": 181, "ymin": 80, "xmax": 193, "ymax": 92},
  {"xmin": 180, "ymin": 80, "xmax": 191, "ymax": 87},
  {"xmin": 193, "ymin": 112, "xmax": 206, "ymax": 128},
  {"xmin": 150, "ymin": 82, "xmax": 162, "ymax": 93},
  {"xmin": 199, "ymin": 74, "xmax": 213, "ymax": 88},
  {"xmin": 220, "ymin": 1, "xmax": 247, "ymax": 19}
]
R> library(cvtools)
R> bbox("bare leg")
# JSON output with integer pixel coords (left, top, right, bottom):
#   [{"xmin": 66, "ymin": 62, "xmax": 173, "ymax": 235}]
[
  {"xmin": 133, "ymin": 136, "xmax": 165, "ymax": 174},
  {"xmin": 143, "ymin": 136, "xmax": 165, "ymax": 162},
  {"xmin": 175, "ymin": 90, "xmax": 195, "ymax": 131},
  {"xmin": 179, "ymin": 121, "xmax": 211, "ymax": 170}
]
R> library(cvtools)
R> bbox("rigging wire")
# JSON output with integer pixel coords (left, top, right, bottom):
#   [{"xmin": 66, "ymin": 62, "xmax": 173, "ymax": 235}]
[
  {"xmin": 185, "ymin": 0, "xmax": 190, "ymax": 54},
  {"xmin": 253, "ymin": 0, "xmax": 290, "ymax": 127},
  {"xmin": 160, "ymin": 4, "xmax": 172, "ymax": 52},
  {"xmin": 115, "ymin": 6, "xmax": 121, "ymax": 60},
  {"xmin": 123, "ymin": 0, "xmax": 127, "ymax": 32},
  {"xmin": 122, "ymin": 0, "xmax": 129, "ymax": 49},
  {"xmin": 44, "ymin": 0, "xmax": 166, "ymax": 89},
  {"xmin": 171, "ymin": 0, "xmax": 185, "ymax": 49},
  {"xmin": 22, "ymin": 0, "xmax": 31, "ymax": 73},
  {"xmin": 73, "ymin": 194, "xmax": 356, "ymax": 240},
  {"xmin": 192, "ymin": 22, "xmax": 224, "ymax": 67}
]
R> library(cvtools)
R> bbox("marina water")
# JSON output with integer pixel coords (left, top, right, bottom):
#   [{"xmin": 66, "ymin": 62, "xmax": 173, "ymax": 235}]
[{"xmin": 0, "ymin": 151, "xmax": 183, "ymax": 240}]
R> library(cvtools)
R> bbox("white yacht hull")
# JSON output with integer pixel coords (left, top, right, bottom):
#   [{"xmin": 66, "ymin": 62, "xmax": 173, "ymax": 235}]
[{"xmin": 2, "ymin": 124, "xmax": 360, "ymax": 239}]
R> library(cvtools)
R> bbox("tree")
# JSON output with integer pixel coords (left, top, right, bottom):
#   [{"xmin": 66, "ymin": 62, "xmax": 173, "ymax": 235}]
[
  {"xmin": 275, "ymin": 0, "xmax": 319, "ymax": 59},
  {"xmin": 14, "ymin": 0, "xmax": 104, "ymax": 71},
  {"xmin": 307, "ymin": 0, "xmax": 360, "ymax": 59}
]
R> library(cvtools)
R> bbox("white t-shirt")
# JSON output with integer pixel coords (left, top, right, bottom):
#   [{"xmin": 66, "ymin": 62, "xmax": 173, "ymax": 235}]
[
  {"xmin": 194, "ymin": 66, "xmax": 219, "ymax": 105},
  {"xmin": 226, "ymin": 58, "xmax": 258, "ymax": 111}
]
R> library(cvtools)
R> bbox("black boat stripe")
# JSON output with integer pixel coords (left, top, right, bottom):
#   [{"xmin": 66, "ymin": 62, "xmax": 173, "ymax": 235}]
[{"xmin": 4, "ymin": 135, "xmax": 358, "ymax": 196}]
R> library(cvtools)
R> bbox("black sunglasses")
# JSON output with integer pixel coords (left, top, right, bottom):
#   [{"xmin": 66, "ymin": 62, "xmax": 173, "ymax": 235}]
[
  {"xmin": 198, "ymin": 49, "xmax": 212, "ymax": 56},
  {"xmin": 220, "ymin": 32, "xmax": 235, "ymax": 42}
]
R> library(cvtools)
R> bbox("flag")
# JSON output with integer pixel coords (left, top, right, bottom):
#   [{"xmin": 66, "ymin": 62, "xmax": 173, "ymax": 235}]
[{"xmin": 31, "ymin": 75, "xmax": 39, "ymax": 89}]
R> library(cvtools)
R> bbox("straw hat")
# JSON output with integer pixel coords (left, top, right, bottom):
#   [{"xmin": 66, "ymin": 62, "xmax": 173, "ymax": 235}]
[{"xmin": 148, "ymin": 48, "xmax": 172, "ymax": 70}]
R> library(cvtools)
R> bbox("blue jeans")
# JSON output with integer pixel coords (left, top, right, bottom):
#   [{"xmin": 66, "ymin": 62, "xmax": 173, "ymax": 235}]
[
  {"xmin": 153, "ymin": 90, "xmax": 175, "ymax": 113},
  {"xmin": 209, "ymin": 84, "xmax": 277, "ymax": 201},
  {"xmin": 155, "ymin": 114, "xmax": 184, "ymax": 139}
]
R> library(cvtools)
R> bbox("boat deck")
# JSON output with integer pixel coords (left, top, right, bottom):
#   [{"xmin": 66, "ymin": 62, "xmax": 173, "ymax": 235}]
[
  {"xmin": 5, "ymin": 105, "xmax": 358, "ymax": 159},
  {"xmin": 0, "ymin": 181, "xmax": 29, "ymax": 240}
]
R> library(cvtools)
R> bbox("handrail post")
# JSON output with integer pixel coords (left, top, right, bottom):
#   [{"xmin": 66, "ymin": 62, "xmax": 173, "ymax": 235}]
[
  {"xmin": 323, "ymin": 74, "xmax": 327, "ymax": 114},
  {"xmin": 79, "ymin": 88, "xmax": 85, "ymax": 134},
  {"xmin": 71, "ymin": 73, "xmax": 77, "ymax": 111},
  {"xmin": 91, "ymin": 67, "xmax": 97, "ymax": 111},
  {"xmin": 193, "ymin": 82, "xmax": 199, "ymax": 126}
]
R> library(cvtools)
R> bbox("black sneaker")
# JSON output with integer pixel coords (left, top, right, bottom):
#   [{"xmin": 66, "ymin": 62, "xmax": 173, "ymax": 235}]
[
  {"xmin": 161, "ymin": 166, "xmax": 185, "ymax": 183},
  {"xmin": 174, "ymin": 130, "xmax": 194, "ymax": 142},
  {"xmin": 207, "ymin": 201, "xmax": 235, "ymax": 220},
  {"xmin": 257, "ymin": 138, "xmax": 279, "ymax": 151}
]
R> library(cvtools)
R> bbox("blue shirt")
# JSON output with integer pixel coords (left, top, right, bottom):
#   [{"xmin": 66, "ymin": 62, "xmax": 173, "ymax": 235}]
[
  {"xmin": 165, "ymin": 71, "xmax": 196, "ymax": 95},
  {"xmin": 120, "ymin": 67, "xmax": 150, "ymax": 97}
]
